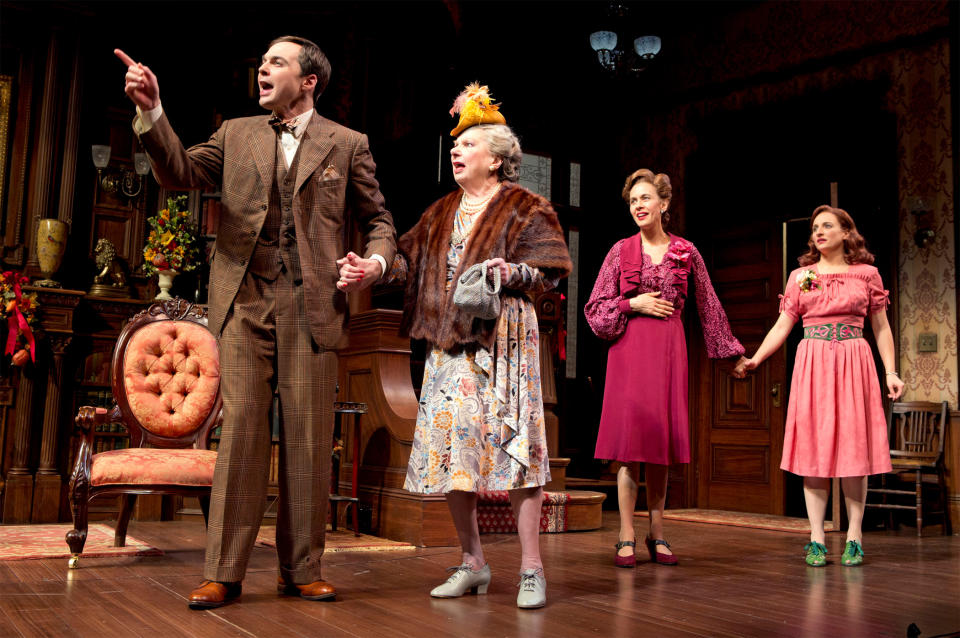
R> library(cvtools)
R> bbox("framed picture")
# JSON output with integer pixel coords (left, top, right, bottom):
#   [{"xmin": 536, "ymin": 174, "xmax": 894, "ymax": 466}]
[{"xmin": 0, "ymin": 75, "xmax": 12, "ymax": 232}]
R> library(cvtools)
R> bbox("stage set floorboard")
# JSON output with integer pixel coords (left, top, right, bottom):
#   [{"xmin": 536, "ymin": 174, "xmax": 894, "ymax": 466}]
[{"xmin": 0, "ymin": 512, "xmax": 957, "ymax": 638}]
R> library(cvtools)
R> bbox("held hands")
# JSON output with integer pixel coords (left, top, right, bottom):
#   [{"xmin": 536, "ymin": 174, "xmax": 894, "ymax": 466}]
[
  {"xmin": 629, "ymin": 291, "xmax": 674, "ymax": 318},
  {"xmin": 114, "ymin": 49, "xmax": 160, "ymax": 111},
  {"xmin": 731, "ymin": 356, "xmax": 755, "ymax": 379},
  {"xmin": 486, "ymin": 257, "xmax": 509, "ymax": 282},
  {"xmin": 336, "ymin": 251, "xmax": 382, "ymax": 292}
]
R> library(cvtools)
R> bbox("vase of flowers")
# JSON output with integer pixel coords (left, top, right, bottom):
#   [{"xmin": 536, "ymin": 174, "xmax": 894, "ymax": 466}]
[
  {"xmin": 142, "ymin": 195, "xmax": 199, "ymax": 300},
  {"xmin": 0, "ymin": 271, "xmax": 41, "ymax": 367}
]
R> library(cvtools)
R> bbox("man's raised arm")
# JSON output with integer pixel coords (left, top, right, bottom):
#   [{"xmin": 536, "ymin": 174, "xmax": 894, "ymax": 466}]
[{"xmin": 113, "ymin": 48, "xmax": 222, "ymax": 190}]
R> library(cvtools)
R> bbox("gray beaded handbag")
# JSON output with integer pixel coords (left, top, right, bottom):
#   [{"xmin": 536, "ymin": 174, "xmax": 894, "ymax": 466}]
[{"xmin": 452, "ymin": 260, "xmax": 501, "ymax": 320}]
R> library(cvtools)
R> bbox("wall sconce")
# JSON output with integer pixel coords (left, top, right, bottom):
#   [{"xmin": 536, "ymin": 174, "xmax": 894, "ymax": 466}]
[
  {"xmin": 91, "ymin": 145, "xmax": 151, "ymax": 198},
  {"xmin": 589, "ymin": 3, "xmax": 662, "ymax": 75},
  {"xmin": 909, "ymin": 197, "xmax": 935, "ymax": 248}
]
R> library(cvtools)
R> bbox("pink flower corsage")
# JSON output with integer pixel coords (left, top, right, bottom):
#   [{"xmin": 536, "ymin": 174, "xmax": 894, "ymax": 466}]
[
  {"xmin": 665, "ymin": 240, "xmax": 692, "ymax": 268},
  {"xmin": 796, "ymin": 269, "xmax": 820, "ymax": 293}
]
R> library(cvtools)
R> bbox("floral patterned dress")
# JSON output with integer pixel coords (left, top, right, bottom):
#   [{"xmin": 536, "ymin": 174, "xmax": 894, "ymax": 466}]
[
  {"xmin": 585, "ymin": 233, "xmax": 743, "ymax": 465},
  {"xmin": 779, "ymin": 264, "xmax": 893, "ymax": 477},
  {"xmin": 400, "ymin": 208, "xmax": 555, "ymax": 493}
]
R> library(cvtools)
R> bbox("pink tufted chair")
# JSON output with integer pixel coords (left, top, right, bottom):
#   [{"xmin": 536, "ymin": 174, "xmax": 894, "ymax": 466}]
[{"xmin": 67, "ymin": 298, "xmax": 222, "ymax": 568}]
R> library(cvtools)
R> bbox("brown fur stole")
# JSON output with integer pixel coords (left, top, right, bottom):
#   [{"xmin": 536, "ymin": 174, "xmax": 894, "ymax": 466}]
[{"xmin": 399, "ymin": 181, "xmax": 572, "ymax": 351}]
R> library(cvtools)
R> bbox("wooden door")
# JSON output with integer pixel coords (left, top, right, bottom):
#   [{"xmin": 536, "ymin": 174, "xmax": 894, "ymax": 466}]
[
  {"xmin": 690, "ymin": 222, "xmax": 786, "ymax": 514},
  {"xmin": 684, "ymin": 83, "xmax": 897, "ymax": 515}
]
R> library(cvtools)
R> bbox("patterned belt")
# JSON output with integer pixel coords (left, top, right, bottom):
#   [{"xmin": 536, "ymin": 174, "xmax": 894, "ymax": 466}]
[{"xmin": 803, "ymin": 322, "xmax": 863, "ymax": 342}]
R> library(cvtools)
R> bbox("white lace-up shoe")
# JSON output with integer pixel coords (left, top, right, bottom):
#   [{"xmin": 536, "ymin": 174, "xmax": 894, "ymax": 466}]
[
  {"xmin": 516, "ymin": 568, "xmax": 546, "ymax": 609},
  {"xmin": 430, "ymin": 563, "xmax": 491, "ymax": 598}
]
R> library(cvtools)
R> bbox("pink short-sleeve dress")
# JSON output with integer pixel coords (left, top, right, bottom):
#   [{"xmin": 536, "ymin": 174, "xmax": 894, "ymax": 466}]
[
  {"xmin": 779, "ymin": 263, "xmax": 893, "ymax": 477},
  {"xmin": 585, "ymin": 233, "xmax": 744, "ymax": 465}
]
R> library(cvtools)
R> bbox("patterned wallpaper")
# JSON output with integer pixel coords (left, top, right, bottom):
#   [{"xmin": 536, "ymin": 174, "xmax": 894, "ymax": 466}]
[
  {"xmin": 627, "ymin": 38, "xmax": 957, "ymax": 408},
  {"xmin": 892, "ymin": 41, "xmax": 957, "ymax": 407}
]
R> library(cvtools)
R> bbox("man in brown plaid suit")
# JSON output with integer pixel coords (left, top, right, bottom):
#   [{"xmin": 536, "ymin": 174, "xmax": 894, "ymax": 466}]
[{"xmin": 115, "ymin": 36, "xmax": 396, "ymax": 608}]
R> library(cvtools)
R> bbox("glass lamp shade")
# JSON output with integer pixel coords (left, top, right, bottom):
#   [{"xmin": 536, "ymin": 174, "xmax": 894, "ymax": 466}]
[
  {"xmin": 134, "ymin": 152, "xmax": 151, "ymax": 175},
  {"xmin": 634, "ymin": 36, "xmax": 662, "ymax": 59},
  {"xmin": 91, "ymin": 145, "xmax": 111, "ymax": 169},
  {"xmin": 590, "ymin": 30, "xmax": 618, "ymax": 52}
]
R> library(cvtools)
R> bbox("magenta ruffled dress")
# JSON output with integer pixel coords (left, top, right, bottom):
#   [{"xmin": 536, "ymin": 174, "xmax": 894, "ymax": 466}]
[
  {"xmin": 779, "ymin": 264, "xmax": 893, "ymax": 477},
  {"xmin": 585, "ymin": 233, "xmax": 743, "ymax": 465}
]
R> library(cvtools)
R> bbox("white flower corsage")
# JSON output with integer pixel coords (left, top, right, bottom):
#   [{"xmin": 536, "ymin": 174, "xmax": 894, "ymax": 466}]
[{"xmin": 796, "ymin": 269, "xmax": 820, "ymax": 293}]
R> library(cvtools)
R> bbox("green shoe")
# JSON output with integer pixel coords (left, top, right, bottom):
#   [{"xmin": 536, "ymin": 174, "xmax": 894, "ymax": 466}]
[
  {"xmin": 804, "ymin": 541, "xmax": 827, "ymax": 567},
  {"xmin": 841, "ymin": 540, "xmax": 864, "ymax": 566}
]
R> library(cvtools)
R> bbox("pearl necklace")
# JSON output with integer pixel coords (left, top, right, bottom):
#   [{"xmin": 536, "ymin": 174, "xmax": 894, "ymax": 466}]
[
  {"xmin": 459, "ymin": 183, "xmax": 501, "ymax": 215},
  {"xmin": 451, "ymin": 183, "xmax": 501, "ymax": 245}
]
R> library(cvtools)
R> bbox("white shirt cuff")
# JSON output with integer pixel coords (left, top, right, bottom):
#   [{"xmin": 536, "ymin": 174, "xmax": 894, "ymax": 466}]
[
  {"xmin": 370, "ymin": 254, "xmax": 387, "ymax": 280},
  {"xmin": 133, "ymin": 102, "xmax": 164, "ymax": 135}
]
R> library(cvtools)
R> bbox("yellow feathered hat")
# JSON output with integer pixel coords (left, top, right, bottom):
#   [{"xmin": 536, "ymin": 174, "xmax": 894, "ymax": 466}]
[{"xmin": 449, "ymin": 83, "xmax": 506, "ymax": 136}]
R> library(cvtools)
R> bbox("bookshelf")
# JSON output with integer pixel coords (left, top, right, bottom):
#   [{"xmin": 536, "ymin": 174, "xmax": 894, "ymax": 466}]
[{"xmin": 74, "ymin": 383, "xmax": 131, "ymax": 454}]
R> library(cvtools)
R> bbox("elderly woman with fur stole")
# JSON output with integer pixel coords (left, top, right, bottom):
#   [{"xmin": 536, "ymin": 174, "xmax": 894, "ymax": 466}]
[{"xmin": 345, "ymin": 84, "xmax": 571, "ymax": 608}]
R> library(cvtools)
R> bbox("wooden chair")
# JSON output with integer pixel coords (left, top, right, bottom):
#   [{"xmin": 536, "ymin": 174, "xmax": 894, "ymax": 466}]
[
  {"xmin": 866, "ymin": 401, "xmax": 950, "ymax": 536},
  {"xmin": 67, "ymin": 299, "xmax": 222, "ymax": 567}
]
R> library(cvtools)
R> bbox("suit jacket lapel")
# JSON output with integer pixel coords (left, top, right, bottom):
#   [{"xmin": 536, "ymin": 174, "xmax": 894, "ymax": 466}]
[
  {"xmin": 296, "ymin": 111, "xmax": 334, "ymax": 192},
  {"xmin": 249, "ymin": 119, "xmax": 277, "ymax": 192}
]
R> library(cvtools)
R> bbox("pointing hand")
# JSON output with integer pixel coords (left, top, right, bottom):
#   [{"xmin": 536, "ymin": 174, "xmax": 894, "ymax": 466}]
[{"xmin": 114, "ymin": 49, "xmax": 160, "ymax": 111}]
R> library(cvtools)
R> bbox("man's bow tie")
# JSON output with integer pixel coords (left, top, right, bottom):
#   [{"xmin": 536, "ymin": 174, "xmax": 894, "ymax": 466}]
[{"xmin": 268, "ymin": 114, "xmax": 297, "ymax": 135}]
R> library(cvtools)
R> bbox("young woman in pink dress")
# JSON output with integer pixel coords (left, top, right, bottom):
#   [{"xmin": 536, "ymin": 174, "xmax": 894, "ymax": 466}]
[
  {"xmin": 734, "ymin": 205, "xmax": 904, "ymax": 567},
  {"xmin": 585, "ymin": 169, "xmax": 745, "ymax": 568}
]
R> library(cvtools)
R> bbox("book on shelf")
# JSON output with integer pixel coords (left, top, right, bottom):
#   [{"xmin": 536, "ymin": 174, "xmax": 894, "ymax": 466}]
[
  {"xmin": 93, "ymin": 438, "xmax": 131, "ymax": 453},
  {"xmin": 268, "ymin": 396, "xmax": 280, "ymax": 484},
  {"xmin": 78, "ymin": 386, "xmax": 128, "ymax": 436},
  {"xmin": 78, "ymin": 388, "xmax": 113, "ymax": 408},
  {"xmin": 269, "ymin": 442, "xmax": 279, "ymax": 484},
  {"xmin": 201, "ymin": 191, "xmax": 222, "ymax": 236}
]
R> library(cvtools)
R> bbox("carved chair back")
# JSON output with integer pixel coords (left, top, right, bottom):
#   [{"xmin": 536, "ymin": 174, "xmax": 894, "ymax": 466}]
[{"xmin": 111, "ymin": 298, "xmax": 221, "ymax": 449}]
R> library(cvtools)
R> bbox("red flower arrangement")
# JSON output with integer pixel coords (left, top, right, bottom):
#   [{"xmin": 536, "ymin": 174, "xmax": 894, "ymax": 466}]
[
  {"xmin": 0, "ymin": 271, "xmax": 41, "ymax": 365},
  {"xmin": 142, "ymin": 195, "xmax": 200, "ymax": 275}
]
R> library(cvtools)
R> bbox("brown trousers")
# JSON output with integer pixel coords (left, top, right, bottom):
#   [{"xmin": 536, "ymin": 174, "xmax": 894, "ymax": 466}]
[{"xmin": 204, "ymin": 267, "xmax": 336, "ymax": 584}]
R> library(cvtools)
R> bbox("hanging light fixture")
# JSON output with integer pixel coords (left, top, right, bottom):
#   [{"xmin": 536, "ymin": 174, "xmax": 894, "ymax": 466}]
[
  {"xmin": 589, "ymin": 4, "xmax": 662, "ymax": 76},
  {"xmin": 633, "ymin": 36, "xmax": 662, "ymax": 60},
  {"xmin": 589, "ymin": 30, "xmax": 619, "ymax": 72}
]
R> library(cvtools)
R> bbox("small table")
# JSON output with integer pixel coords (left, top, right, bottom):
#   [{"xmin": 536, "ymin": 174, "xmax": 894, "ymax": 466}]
[{"xmin": 331, "ymin": 401, "xmax": 367, "ymax": 536}]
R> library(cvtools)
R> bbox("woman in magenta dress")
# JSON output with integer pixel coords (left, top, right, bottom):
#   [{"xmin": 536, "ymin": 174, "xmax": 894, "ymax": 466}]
[
  {"xmin": 585, "ymin": 169, "xmax": 744, "ymax": 568},
  {"xmin": 734, "ymin": 205, "xmax": 903, "ymax": 567}
]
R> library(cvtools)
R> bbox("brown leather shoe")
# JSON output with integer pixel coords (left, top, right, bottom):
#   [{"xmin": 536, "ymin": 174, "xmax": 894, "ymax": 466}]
[
  {"xmin": 277, "ymin": 575, "xmax": 337, "ymax": 601},
  {"xmin": 188, "ymin": 580, "xmax": 242, "ymax": 609}
]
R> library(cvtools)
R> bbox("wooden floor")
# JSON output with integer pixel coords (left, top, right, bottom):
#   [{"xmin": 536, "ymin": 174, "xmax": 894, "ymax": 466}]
[{"xmin": 1, "ymin": 512, "xmax": 957, "ymax": 638}]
